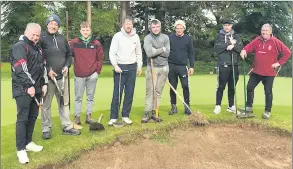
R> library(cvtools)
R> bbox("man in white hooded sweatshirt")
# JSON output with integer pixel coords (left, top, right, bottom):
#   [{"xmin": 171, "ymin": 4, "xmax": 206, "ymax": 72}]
[{"xmin": 108, "ymin": 16, "xmax": 143, "ymax": 125}]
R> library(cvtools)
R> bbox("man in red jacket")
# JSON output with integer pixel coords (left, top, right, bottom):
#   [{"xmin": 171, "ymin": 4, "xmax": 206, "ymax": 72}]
[
  {"xmin": 240, "ymin": 23, "xmax": 291, "ymax": 119},
  {"xmin": 70, "ymin": 21, "xmax": 104, "ymax": 124}
]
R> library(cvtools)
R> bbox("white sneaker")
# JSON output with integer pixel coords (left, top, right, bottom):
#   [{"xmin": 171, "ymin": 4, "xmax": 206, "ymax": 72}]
[
  {"xmin": 227, "ymin": 105, "xmax": 236, "ymax": 113},
  {"xmin": 17, "ymin": 150, "xmax": 29, "ymax": 164},
  {"xmin": 108, "ymin": 119, "xmax": 117, "ymax": 126},
  {"xmin": 122, "ymin": 117, "xmax": 133, "ymax": 125},
  {"xmin": 213, "ymin": 105, "xmax": 221, "ymax": 114},
  {"xmin": 26, "ymin": 142, "xmax": 43, "ymax": 152}
]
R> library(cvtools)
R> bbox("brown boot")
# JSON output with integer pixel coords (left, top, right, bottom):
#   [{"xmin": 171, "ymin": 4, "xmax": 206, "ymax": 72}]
[
  {"xmin": 141, "ymin": 111, "xmax": 152, "ymax": 123},
  {"xmin": 85, "ymin": 113, "xmax": 94, "ymax": 124},
  {"xmin": 74, "ymin": 116, "xmax": 81, "ymax": 125}
]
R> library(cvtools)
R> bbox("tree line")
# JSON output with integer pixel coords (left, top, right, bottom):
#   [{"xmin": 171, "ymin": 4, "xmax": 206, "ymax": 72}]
[{"xmin": 1, "ymin": 1, "xmax": 292, "ymax": 76}]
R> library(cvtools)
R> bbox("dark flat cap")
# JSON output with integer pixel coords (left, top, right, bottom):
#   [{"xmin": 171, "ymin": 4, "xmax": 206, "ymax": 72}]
[{"xmin": 223, "ymin": 19, "xmax": 233, "ymax": 24}]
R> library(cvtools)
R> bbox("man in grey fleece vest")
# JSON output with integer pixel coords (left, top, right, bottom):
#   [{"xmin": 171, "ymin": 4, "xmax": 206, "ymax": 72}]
[{"xmin": 141, "ymin": 19, "xmax": 170, "ymax": 123}]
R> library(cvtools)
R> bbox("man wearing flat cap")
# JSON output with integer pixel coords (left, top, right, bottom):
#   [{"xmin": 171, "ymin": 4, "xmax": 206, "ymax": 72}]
[
  {"xmin": 40, "ymin": 14, "xmax": 80, "ymax": 139},
  {"xmin": 213, "ymin": 19, "xmax": 244, "ymax": 115}
]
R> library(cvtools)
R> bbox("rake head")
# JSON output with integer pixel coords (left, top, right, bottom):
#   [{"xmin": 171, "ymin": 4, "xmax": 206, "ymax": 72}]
[
  {"xmin": 112, "ymin": 121, "xmax": 124, "ymax": 128},
  {"xmin": 187, "ymin": 110, "xmax": 209, "ymax": 126},
  {"xmin": 235, "ymin": 109, "xmax": 255, "ymax": 119}
]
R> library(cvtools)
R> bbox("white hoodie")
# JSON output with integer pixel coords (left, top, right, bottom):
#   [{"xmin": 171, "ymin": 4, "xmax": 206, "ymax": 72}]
[{"xmin": 109, "ymin": 28, "xmax": 143, "ymax": 69}]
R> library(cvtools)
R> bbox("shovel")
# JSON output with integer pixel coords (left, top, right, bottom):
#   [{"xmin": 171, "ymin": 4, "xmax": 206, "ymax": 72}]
[{"xmin": 89, "ymin": 114, "xmax": 105, "ymax": 131}]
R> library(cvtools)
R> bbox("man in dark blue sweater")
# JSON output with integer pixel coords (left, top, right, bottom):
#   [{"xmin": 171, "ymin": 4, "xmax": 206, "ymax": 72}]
[{"xmin": 168, "ymin": 20, "xmax": 195, "ymax": 115}]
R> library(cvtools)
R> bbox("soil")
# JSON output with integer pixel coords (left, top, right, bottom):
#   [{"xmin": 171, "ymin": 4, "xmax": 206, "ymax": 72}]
[{"xmin": 57, "ymin": 124, "xmax": 292, "ymax": 169}]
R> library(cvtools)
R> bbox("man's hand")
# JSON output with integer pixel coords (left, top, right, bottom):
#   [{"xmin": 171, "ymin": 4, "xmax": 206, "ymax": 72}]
[
  {"xmin": 188, "ymin": 68, "xmax": 194, "ymax": 76},
  {"xmin": 27, "ymin": 86, "xmax": 35, "ymax": 97},
  {"xmin": 227, "ymin": 45, "xmax": 234, "ymax": 50},
  {"xmin": 240, "ymin": 50, "xmax": 247, "ymax": 60},
  {"xmin": 271, "ymin": 62, "xmax": 280, "ymax": 69},
  {"xmin": 42, "ymin": 85, "xmax": 47, "ymax": 96},
  {"xmin": 48, "ymin": 69, "xmax": 57, "ymax": 80},
  {"xmin": 229, "ymin": 37, "xmax": 237, "ymax": 45},
  {"xmin": 62, "ymin": 66, "xmax": 68, "ymax": 76},
  {"xmin": 137, "ymin": 68, "xmax": 142, "ymax": 76},
  {"xmin": 114, "ymin": 65, "xmax": 122, "ymax": 73}
]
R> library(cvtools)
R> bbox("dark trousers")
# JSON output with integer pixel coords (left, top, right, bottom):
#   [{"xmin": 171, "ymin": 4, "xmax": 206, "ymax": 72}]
[
  {"xmin": 216, "ymin": 65, "xmax": 239, "ymax": 107},
  {"xmin": 246, "ymin": 73, "xmax": 275, "ymax": 112},
  {"xmin": 168, "ymin": 63, "xmax": 190, "ymax": 105},
  {"xmin": 16, "ymin": 94, "xmax": 39, "ymax": 151},
  {"xmin": 110, "ymin": 69, "xmax": 137, "ymax": 119}
]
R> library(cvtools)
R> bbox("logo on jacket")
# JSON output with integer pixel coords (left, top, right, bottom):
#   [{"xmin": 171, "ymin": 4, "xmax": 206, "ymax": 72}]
[{"xmin": 268, "ymin": 45, "xmax": 272, "ymax": 50}]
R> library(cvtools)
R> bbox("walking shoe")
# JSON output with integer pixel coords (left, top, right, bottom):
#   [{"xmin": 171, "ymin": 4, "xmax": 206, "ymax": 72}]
[
  {"xmin": 169, "ymin": 104, "xmax": 178, "ymax": 115},
  {"xmin": 74, "ymin": 116, "xmax": 81, "ymax": 125},
  {"xmin": 26, "ymin": 142, "xmax": 43, "ymax": 152},
  {"xmin": 42, "ymin": 131, "xmax": 51, "ymax": 140},
  {"xmin": 108, "ymin": 119, "xmax": 117, "ymax": 126},
  {"xmin": 151, "ymin": 111, "xmax": 163, "ymax": 122},
  {"xmin": 141, "ymin": 116, "xmax": 151, "ymax": 123},
  {"xmin": 227, "ymin": 105, "xmax": 236, "ymax": 113},
  {"xmin": 62, "ymin": 128, "xmax": 81, "ymax": 135},
  {"xmin": 85, "ymin": 113, "xmax": 94, "ymax": 124},
  {"xmin": 141, "ymin": 111, "xmax": 152, "ymax": 123},
  {"xmin": 262, "ymin": 111, "xmax": 271, "ymax": 119},
  {"xmin": 184, "ymin": 104, "xmax": 192, "ymax": 115},
  {"xmin": 213, "ymin": 105, "xmax": 221, "ymax": 114},
  {"xmin": 122, "ymin": 117, "xmax": 133, "ymax": 125},
  {"xmin": 240, "ymin": 107, "xmax": 253, "ymax": 113},
  {"xmin": 17, "ymin": 150, "xmax": 29, "ymax": 164},
  {"xmin": 151, "ymin": 115, "xmax": 163, "ymax": 122}
]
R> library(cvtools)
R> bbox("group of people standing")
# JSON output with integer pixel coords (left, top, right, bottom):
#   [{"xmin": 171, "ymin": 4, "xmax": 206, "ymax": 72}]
[{"xmin": 10, "ymin": 14, "xmax": 290, "ymax": 164}]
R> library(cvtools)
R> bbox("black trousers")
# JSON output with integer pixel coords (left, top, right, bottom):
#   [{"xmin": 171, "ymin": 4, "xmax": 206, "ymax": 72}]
[
  {"xmin": 15, "ymin": 94, "xmax": 39, "ymax": 151},
  {"xmin": 216, "ymin": 65, "xmax": 239, "ymax": 107},
  {"xmin": 110, "ymin": 68, "xmax": 137, "ymax": 119},
  {"xmin": 246, "ymin": 73, "xmax": 275, "ymax": 112},
  {"xmin": 168, "ymin": 63, "xmax": 190, "ymax": 105}
]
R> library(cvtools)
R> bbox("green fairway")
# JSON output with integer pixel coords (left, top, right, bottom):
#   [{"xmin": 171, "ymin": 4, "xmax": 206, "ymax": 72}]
[
  {"xmin": 1, "ymin": 63, "xmax": 292, "ymax": 169},
  {"xmin": 1, "ymin": 64, "xmax": 291, "ymax": 126}
]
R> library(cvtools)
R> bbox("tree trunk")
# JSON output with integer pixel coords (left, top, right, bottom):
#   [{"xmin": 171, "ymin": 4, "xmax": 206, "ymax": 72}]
[
  {"xmin": 87, "ymin": 1, "xmax": 91, "ymax": 25},
  {"xmin": 120, "ymin": 1, "xmax": 130, "ymax": 26},
  {"xmin": 144, "ymin": 6, "xmax": 149, "ymax": 35}
]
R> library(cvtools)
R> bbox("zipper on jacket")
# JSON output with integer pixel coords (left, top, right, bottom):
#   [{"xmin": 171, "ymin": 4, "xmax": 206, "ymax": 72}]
[
  {"xmin": 53, "ymin": 35, "xmax": 59, "ymax": 49},
  {"xmin": 262, "ymin": 39, "xmax": 266, "ymax": 49}
]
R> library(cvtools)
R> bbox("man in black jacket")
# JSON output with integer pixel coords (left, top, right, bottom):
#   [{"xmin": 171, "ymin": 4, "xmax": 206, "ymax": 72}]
[
  {"xmin": 11, "ymin": 23, "xmax": 48, "ymax": 164},
  {"xmin": 213, "ymin": 19, "xmax": 244, "ymax": 114},
  {"xmin": 168, "ymin": 20, "xmax": 195, "ymax": 115},
  {"xmin": 40, "ymin": 14, "xmax": 80, "ymax": 139}
]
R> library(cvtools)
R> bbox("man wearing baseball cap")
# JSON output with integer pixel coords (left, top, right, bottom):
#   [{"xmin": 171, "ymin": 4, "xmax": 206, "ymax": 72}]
[
  {"xmin": 168, "ymin": 20, "xmax": 195, "ymax": 115},
  {"xmin": 213, "ymin": 19, "xmax": 244, "ymax": 115},
  {"xmin": 40, "ymin": 14, "xmax": 80, "ymax": 139}
]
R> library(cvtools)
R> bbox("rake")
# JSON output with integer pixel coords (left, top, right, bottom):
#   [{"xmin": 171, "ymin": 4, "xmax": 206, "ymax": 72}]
[{"xmin": 166, "ymin": 79, "xmax": 209, "ymax": 126}]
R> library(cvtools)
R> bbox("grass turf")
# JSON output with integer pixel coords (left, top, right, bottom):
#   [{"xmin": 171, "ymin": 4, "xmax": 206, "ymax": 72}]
[{"xmin": 1, "ymin": 63, "xmax": 292, "ymax": 169}]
